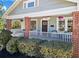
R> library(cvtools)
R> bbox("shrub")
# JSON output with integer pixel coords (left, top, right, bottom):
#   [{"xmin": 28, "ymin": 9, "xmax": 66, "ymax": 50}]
[
  {"xmin": 17, "ymin": 39, "xmax": 42, "ymax": 57},
  {"xmin": 39, "ymin": 40, "xmax": 72, "ymax": 58},
  {"xmin": 64, "ymin": 49, "xmax": 73, "ymax": 58},
  {"xmin": 0, "ymin": 29, "xmax": 12, "ymax": 46},
  {"xmin": 40, "ymin": 40, "xmax": 72, "ymax": 51},
  {"xmin": 0, "ymin": 43, "xmax": 4, "ymax": 51},
  {"xmin": 6, "ymin": 38, "xmax": 18, "ymax": 54},
  {"xmin": 6, "ymin": 37, "xmax": 72, "ymax": 58},
  {"xmin": 26, "ymin": 40, "xmax": 41, "ymax": 57},
  {"xmin": 40, "ymin": 45, "xmax": 72, "ymax": 58},
  {"xmin": 27, "ymin": 38, "xmax": 43, "ymax": 44},
  {"xmin": 17, "ymin": 40, "xmax": 27, "ymax": 54},
  {"xmin": 17, "ymin": 39, "xmax": 72, "ymax": 58}
]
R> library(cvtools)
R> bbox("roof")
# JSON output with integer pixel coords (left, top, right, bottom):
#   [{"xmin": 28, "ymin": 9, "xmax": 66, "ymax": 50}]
[
  {"xmin": 2, "ymin": 0, "xmax": 77, "ymax": 18},
  {"xmin": 2, "ymin": 0, "xmax": 22, "ymax": 18}
]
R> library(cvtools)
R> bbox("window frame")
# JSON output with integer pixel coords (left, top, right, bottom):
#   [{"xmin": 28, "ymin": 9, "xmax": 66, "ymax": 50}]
[
  {"xmin": 23, "ymin": 2, "xmax": 27, "ymax": 9},
  {"xmin": 23, "ymin": 0, "xmax": 39, "ymax": 9},
  {"xmin": 28, "ymin": 1, "xmax": 35, "ymax": 8},
  {"xmin": 58, "ymin": 19, "xmax": 65, "ymax": 32},
  {"xmin": 30, "ymin": 19, "xmax": 37, "ymax": 32},
  {"xmin": 57, "ymin": 17, "xmax": 72, "ymax": 32}
]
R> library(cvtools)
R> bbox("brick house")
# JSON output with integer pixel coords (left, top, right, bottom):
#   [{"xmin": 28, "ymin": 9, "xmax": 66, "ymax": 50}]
[{"xmin": 2, "ymin": 0, "xmax": 79, "ymax": 57}]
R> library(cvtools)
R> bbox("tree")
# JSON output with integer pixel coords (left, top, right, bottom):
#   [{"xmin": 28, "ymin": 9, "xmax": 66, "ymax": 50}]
[
  {"xmin": 0, "ymin": 4, "xmax": 2, "ymax": 10},
  {"xmin": 12, "ymin": 20, "xmax": 21, "ymax": 29},
  {"xmin": 0, "ymin": 4, "xmax": 3, "ymax": 17},
  {"xmin": 0, "ymin": 4, "xmax": 4, "ymax": 30},
  {"xmin": 0, "ymin": 18, "xmax": 4, "ymax": 30}
]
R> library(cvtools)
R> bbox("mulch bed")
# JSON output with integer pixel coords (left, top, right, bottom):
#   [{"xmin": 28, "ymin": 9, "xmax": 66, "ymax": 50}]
[{"xmin": 0, "ymin": 49, "xmax": 35, "ymax": 58}]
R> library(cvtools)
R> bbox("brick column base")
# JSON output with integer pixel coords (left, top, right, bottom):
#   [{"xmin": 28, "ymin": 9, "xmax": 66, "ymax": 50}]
[
  {"xmin": 72, "ymin": 11, "xmax": 79, "ymax": 57},
  {"xmin": 24, "ymin": 17, "xmax": 30, "ymax": 39},
  {"xmin": 6, "ymin": 19, "xmax": 12, "ymax": 30}
]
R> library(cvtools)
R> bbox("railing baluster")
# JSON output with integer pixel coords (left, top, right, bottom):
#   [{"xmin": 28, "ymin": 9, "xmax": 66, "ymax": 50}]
[{"xmin": 29, "ymin": 32, "xmax": 72, "ymax": 43}]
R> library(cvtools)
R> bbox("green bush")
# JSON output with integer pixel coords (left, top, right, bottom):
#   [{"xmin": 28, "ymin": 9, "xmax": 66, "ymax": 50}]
[
  {"xmin": 17, "ymin": 39, "xmax": 72, "ymax": 58},
  {"xmin": 0, "ymin": 43, "xmax": 4, "ymax": 51},
  {"xmin": 40, "ymin": 40, "xmax": 72, "ymax": 51},
  {"xmin": 3, "ymin": 37, "xmax": 72, "ymax": 58},
  {"xmin": 6, "ymin": 38, "xmax": 18, "ymax": 54},
  {"xmin": 39, "ymin": 40, "xmax": 72, "ymax": 58},
  {"xmin": 26, "ymin": 40, "xmax": 42, "ymax": 57},
  {"xmin": 0, "ymin": 29, "xmax": 12, "ymax": 46},
  {"xmin": 27, "ymin": 38, "xmax": 43, "ymax": 44},
  {"xmin": 40, "ymin": 45, "xmax": 72, "ymax": 58},
  {"xmin": 17, "ymin": 39, "xmax": 42, "ymax": 57},
  {"xmin": 17, "ymin": 40, "xmax": 27, "ymax": 54}
]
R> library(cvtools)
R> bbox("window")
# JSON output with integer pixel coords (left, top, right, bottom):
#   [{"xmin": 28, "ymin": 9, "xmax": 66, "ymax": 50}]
[
  {"xmin": 23, "ymin": 3, "xmax": 26, "ymax": 8},
  {"xmin": 30, "ymin": 21, "xmax": 36, "ymax": 31},
  {"xmin": 67, "ymin": 20, "xmax": 72, "ymax": 32},
  {"xmin": 59, "ymin": 20, "xmax": 65, "ymax": 31},
  {"xmin": 23, "ymin": 0, "xmax": 39, "ymax": 9},
  {"xmin": 12, "ymin": 20, "xmax": 21, "ymax": 29},
  {"xmin": 28, "ymin": 2, "xmax": 35, "ymax": 8},
  {"xmin": 57, "ymin": 17, "xmax": 72, "ymax": 32}
]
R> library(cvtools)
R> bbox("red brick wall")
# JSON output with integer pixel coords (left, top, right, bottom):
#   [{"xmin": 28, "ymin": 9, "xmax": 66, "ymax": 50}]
[
  {"xmin": 6, "ymin": 19, "xmax": 12, "ymax": 30},
  {"xmin": 72, "ymin": 11, "xmax": 79, "ymax": 57},
  {"xmin": 24, "ymin": 17, "xmax": 30, "ymax": 38}
]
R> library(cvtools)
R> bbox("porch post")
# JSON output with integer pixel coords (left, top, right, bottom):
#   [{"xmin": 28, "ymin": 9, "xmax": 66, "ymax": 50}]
[
  {"xmin": 72, "ymin": 11, "xmax": 79, "ymax": 57},
  {"xmin": 72, "ymin": 1, "xmax": 79, "ymax": 57},
  {"xmin": 6, "ymin": 19, "xmax": 12, "ymax": 30},
  {"xmin": 65, "ymin": 18, "xmax": 68, "ymax": 32},
  {"xmin": 24, "ymin": 17, "xmax": 30, "ymax": 39},
  {"xmin": 56, "ymin": 18, "xmax": 59, "ymax": 32}
]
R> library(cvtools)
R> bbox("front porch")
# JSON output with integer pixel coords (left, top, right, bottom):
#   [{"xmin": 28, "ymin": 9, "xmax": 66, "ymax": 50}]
[{"xmin": 8, "ymin": 16, "xmax": 72, "ymax": 42}]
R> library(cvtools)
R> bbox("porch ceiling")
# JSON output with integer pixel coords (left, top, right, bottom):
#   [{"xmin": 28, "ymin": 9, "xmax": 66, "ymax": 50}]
[{"xmin": 2, "ymin": 0, "xmax": 77, "ymax": 19}]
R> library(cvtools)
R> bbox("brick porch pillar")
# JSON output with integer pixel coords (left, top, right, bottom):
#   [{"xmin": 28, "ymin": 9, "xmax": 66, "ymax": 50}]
[
  {"xmin": 24, "ymin": 17, "xmax": 30, "ymax": 39},
  {"xmin": 72, "ymin": 11, "xmax": 79, "ymax": 57},
  {"xmin": 6, "ymin": 19, "xmax": 12, "ymax": 30}
]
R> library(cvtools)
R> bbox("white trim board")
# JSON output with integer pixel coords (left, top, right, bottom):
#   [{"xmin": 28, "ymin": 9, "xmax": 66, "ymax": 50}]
[
  {"xmin": 56, "ymin": 17, "xmax": 72, "ymax": 32},
  {"xmin": 4, "ymin": 6, "xmax": 76, "ymax": 19},
  {"xmin": 30, "ymin": 19, "xmax": 38, "ymax": 32},
  {"xmin": 66, "ymin": 0, "xmax": 79, "ymax": 3},
  {"xmin": 40, "ymin": 17, "xmax": 50, "ymax": 32}
]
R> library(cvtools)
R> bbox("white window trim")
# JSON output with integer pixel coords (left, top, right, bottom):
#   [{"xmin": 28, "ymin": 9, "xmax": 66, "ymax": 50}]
[
  {"xmin": 30, "ymin": 19, "xmax": 38, "ymax": 32},
  {"xmin": 56, "ymin": 18, "xmax": 59, "ymax": 32},
  {"xmin": 23, "ymin": 1, "xmax": 27, "ymax": 9},
  {"xmin": 56, "ymin": 17, "xmax": 72, "ymax": 32},
  {"xmin": 36, "ymin": 0, "xmax": 40, "ymax": 7},
  {"xmin": 65, "ymin": 17, "xmax": 72, "ymax": 32},
  {"xmin": 65, "ymin": 18, "xmax": 68, "ymax": 32},
  {"xmin": 27, "ymin": 0, "xmax": 36, "ymax": 8},
  {"xmin": 23, "ymin": 0, "xmax": 39, "ymax": 9},
  {"xmin": 40, "ymin": 17, "xmax": 50, "ymax": 33}
]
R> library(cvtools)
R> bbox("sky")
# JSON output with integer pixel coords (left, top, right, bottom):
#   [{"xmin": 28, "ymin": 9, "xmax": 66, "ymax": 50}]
[{"xmin": 0, "ymin": 0, "xmax": 14, "ymax": 10}]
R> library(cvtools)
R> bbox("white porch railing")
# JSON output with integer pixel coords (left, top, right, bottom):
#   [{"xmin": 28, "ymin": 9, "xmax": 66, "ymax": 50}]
[
  {"xmin": 10, "ymin": 29, "xmax": 72, "ymax": 42},
  {"xmin": 29, "ymin": 31, "xmax": 72, "ymax": 42}
]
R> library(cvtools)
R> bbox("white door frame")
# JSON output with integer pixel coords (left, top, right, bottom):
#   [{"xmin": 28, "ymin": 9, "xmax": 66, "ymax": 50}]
[{"xmin": 40, "ymin": 17, "xmax": 50, "ymax": 33}]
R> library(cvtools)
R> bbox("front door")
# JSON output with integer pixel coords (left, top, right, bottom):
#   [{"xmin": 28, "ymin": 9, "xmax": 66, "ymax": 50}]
[{"xmin": 42, "ymin": 20, "xmax": 48, "ymax": 32}]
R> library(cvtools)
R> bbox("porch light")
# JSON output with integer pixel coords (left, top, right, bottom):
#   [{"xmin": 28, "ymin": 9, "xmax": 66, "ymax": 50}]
[{"xmin": 20, "ymin": 19, "xmax": 23, "ymax": 22}]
